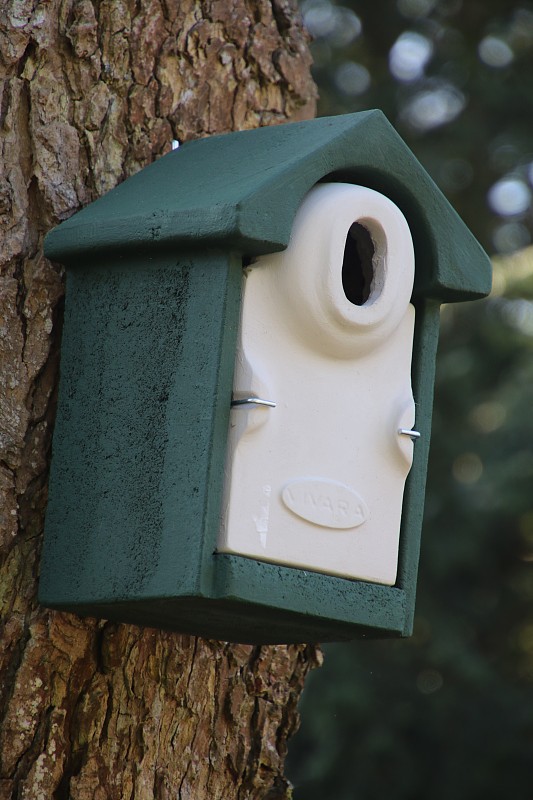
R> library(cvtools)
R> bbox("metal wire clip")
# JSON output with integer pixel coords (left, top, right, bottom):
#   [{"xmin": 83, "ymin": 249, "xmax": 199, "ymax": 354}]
[
  {"xmin": 398, "ymin": 428, "xmax": 421, "ymax": 441},
  {"xmin": 231, "ymin": 397, "xmax": 277, "ymax": 409}
]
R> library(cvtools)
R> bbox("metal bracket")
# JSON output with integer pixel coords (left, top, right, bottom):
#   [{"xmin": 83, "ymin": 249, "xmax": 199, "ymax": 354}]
[
  {"xmin": 231, "ymin": 397, "xmax": 277, "ymax": 409},
  {"xmin": 398, "ymin": 428, "xmax": 421, "ymax": 441}
]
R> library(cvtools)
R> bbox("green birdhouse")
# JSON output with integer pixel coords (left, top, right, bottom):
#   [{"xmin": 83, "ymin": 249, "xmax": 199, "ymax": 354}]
[{"xmin": 39, "ymin": 111, "xmax": 491, "ymax": 644}]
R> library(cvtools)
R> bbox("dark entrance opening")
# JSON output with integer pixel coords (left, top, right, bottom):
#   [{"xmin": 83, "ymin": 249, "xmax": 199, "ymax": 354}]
[{"xmin": 342, "ymin": 222, "xmax": 375, "ymax": 306}]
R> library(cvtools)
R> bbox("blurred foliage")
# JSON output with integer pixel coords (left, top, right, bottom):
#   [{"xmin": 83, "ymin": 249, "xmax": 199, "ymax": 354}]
[
  {"xmin": 288, "ymin": 251, "xmax": 533, "ymax": 798},
  {"xmin": 300, "ymin": 0, "xmax": 533, "ymax": 254},
  {"xmin": 287, "ymin": 3, "xmax": 533, "ymax": 793}
]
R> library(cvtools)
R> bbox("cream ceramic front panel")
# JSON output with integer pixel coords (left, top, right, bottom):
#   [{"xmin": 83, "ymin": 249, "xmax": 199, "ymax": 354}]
[{"xmin": 218, "ymin": 183, "xmax": 416, "ymax": 585}]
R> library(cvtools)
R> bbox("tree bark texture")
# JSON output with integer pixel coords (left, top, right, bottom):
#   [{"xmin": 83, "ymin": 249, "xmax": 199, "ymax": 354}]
[{"xmin": 0, "ymin": 2, "xmax": 320, "ymax": 797}]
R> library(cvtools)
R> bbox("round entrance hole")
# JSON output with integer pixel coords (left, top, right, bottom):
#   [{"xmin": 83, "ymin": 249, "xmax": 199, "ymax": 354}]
[{"xmin": 342, "ymin": 222, "xmax": 375, "ymax": 306}]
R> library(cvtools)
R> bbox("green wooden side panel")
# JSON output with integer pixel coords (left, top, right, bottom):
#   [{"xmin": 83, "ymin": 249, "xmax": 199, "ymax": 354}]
[
  {"xmin": 40, "ymin": 252, "xmax": 242, "ymax": 607},
  {"xmin": 397, "ymin": 300, "xmax": 442, "ymax": 635},
  {"xmin": 45, "ymin": 111, "xmax": 491, "ymax": 302}
]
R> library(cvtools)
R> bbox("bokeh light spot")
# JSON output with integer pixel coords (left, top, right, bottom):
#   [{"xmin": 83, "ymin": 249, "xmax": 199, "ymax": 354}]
[
  {"xmin": 469, "ymin": 401, "xmax": 507, "ymax": 433},
  {"xmin": 453, "ymin": 452, "xmax": 483, "ymax": 484},
  {"xmin": 488, "ymin": 178, "xmax": 531, "ymax": 216},
  {"xmin": 492, "ymin": 222, "xmax": 531, "ymax": 254},
  {"xmin": 397, "ymin": 0, "xmax": 438, "ymax": 18},
  {"xmin": 334, "ymin": 62, "xmax": 371, "ymax": 95},
  {"xmin": 498, "ymin": 298, "xmax": 533, "ymax": 334},
  {"xmin": 478, "ymin": 36, "xmax": 514, "ymax": 68},
  {"xmin": 402, "ymin": 83, "xmax": 465, "ymax": 130},
  {"xmin": 389, "ymin": 31, "xmax": 433, "ymax": 82},
  {"xmin": 302, "ymin": 1, "xmax": 362, "ymax": 47}
]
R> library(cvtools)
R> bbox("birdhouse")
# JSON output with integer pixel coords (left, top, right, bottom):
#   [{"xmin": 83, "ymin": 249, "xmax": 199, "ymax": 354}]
[{"xmin": 39, "ymin": 111, "xmax": 491, "ymax": 643}]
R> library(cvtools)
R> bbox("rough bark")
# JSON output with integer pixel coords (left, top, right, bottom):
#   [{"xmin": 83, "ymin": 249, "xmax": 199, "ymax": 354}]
[{"xmin": 0, "ymin": 2, "xmax": 320, "ymax": 797}]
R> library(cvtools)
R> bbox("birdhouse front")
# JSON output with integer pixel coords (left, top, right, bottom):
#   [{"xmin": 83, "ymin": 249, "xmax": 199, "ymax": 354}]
[
  {"xmin": 220, "ymin": 182, "xmax": 418, "ymax": 587},
  {"xmin": 39, "ymin": 111, "xmax": 491, "ymax": 644}
]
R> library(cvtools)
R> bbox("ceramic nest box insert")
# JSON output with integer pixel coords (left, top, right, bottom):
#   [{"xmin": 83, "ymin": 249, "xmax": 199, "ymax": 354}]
[{"xmin": 40, "ymin": 111, "xmax": 491, "ymax": 644}]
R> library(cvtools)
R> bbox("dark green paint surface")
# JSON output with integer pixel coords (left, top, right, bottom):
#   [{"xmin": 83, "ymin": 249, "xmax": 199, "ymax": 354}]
[
  {"xmin": 40, "ymin": 112, "xmax": 492, "ymax": 643},
  {"xmin": 46, "ymin": 111, "xmax": 491, "ymax": 301},
  {"xmin": 41, "ymin": 252, "xmax": 242, "ymax": 606}
]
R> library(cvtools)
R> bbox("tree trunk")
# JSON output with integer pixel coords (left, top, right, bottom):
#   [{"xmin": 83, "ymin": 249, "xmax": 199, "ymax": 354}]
[{"xmin": 0, "ymin": 2, "xmax": 320, "ymax": 797}]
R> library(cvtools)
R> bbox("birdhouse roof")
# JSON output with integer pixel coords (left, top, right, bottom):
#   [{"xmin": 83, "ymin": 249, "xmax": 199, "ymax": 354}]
[{"xmin": 45, "ymin": 110, "xmax": 491, "ymax": 302}]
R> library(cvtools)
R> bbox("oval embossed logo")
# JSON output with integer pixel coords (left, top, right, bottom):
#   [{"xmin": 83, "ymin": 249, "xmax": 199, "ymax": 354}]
[{"xmin": 281, "ymin": 478, "xmax": 368, "ymax": 529}]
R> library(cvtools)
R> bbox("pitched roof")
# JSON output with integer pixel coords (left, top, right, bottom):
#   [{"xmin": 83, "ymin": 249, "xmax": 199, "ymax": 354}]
[{"xmin": 45, "ymin": 110, "xmax": 491, "ymax": 302}]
